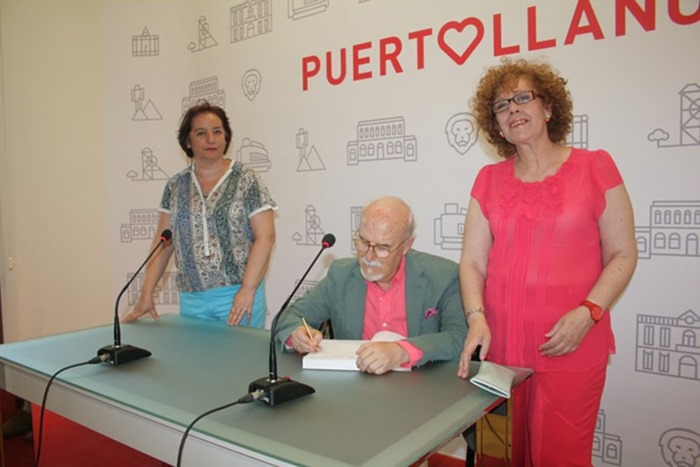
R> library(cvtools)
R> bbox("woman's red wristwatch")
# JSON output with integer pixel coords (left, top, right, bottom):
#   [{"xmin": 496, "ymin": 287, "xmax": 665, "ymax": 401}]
[{"xmin": 581, "ymin": 300, "xmax": 603, "ymax": 323}]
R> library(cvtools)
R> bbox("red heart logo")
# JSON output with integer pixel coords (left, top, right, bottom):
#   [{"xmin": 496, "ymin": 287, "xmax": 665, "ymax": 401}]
[{"xmin": 438, "ymin": 18, "xmax": 485, "ymax": 65}]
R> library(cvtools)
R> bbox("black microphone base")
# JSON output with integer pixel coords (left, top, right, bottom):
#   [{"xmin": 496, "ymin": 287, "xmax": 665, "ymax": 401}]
[
  {"xmin": 98, "ymin": 344, "xmax": 152, "ymax": 366},
  {"xmin": 248, "ymin": 377, "xmax": 315, "ymax": 406}
]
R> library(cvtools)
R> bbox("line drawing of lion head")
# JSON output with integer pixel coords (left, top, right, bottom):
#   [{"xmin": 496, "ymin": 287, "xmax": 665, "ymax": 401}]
[
  {"xmin": 242, "ymin": 69, "xmax": 262, "ymax": 101},
  {"xmin": 660, "ymin": 428, "xmax": 700, "ymax": 467},
  {"xmin": 444, "ymin": 112, "xmax": 477, "ymax": 155}
]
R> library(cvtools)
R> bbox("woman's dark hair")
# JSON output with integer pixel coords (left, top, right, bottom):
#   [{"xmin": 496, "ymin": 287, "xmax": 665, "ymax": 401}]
[
  {"xmin": 177, "ymin": 101, "xmax": 232, "ymax": 158},
  {"xmin": 471, "ymin": 57, "xmax": 573, "ymax": 159}
]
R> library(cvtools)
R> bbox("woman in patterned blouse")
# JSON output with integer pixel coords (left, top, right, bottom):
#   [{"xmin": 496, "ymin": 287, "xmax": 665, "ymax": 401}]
[{"xmin": 123, "ymin": 101, "xmax": 277, "ymax": 328}]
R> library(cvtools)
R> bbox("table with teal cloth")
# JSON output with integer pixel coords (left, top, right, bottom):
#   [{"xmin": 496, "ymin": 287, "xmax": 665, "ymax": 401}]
[{"xmin": 0, "ymin": 314, "xmax": 531, "ymax": 466}]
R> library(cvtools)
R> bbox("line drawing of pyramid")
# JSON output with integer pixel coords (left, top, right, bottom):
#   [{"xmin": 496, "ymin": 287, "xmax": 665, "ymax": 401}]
[
  {"xmin": 133, "ymin": 100, "xmax": 163, "ymax": 121},
  {"xmin": 297, "ymin": 146, "xmax": 325, "ymax": 171}
]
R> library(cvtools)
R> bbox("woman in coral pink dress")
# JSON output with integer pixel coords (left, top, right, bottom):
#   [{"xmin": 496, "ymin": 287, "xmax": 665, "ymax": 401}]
[{"xmin": 457, "ymin": 58, "xmax": 638, "ymax": 466}]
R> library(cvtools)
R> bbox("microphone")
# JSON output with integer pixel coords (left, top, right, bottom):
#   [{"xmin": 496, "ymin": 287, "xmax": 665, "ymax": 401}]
[
  {"xmin": 97, "ymin": 229, "xmax": 172, "ymax": 365},
  {"xmin": 248, "ymin": 232, "xmax": 336, "ymax": 406}
]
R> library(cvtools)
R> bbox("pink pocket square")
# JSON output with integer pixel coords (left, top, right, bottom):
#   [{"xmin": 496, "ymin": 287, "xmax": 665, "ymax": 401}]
[{"xmin": 424, "ymin": 307, "xmax": 439, "ymax": 319}]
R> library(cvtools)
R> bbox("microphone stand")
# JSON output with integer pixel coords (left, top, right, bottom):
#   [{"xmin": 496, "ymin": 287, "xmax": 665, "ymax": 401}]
[
  {"xmin": 97, "ymin": 229, "xmax": 171, "ymax": 365},
  {"xmin": 248, "ymin": 234, "xmax": 335, "ymax": 406}
]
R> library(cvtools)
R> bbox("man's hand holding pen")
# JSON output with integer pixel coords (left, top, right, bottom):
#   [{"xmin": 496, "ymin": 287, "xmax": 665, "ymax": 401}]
[{"xmin": 290, "ymin": 317, "xmax": 323, "ymax": 353}]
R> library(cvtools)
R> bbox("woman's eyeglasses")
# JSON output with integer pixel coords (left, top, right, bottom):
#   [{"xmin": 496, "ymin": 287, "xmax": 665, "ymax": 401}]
[{"xmin": 492, "ymin": 90, "xmax": 542, "ymax": 114}]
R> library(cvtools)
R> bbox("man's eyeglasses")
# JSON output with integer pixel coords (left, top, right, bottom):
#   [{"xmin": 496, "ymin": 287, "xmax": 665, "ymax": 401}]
[
  {"xmin": 492, "ymin": 90, "xmax": 542, "ymax": 114},
  {"xmin": 353, "ymin": 233, "xmax": 407, "ymax": 259}
]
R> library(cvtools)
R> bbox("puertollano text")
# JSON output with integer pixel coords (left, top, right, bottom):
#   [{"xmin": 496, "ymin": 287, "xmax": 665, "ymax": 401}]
[{"xmin": 301, "ymin": 0, "xmax": 700, "ymax": 91}]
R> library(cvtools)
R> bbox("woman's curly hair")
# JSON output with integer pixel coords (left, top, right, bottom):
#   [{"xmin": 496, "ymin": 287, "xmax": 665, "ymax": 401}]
[{"xmin": 471, "ymin": 57, "xmax": 573, "ymax": 158}]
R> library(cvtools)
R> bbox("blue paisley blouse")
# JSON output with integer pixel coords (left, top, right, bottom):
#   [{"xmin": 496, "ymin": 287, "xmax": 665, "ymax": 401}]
[{"xmin": 159, "ymin": 161, "xmax": 277, "ymax": 292}]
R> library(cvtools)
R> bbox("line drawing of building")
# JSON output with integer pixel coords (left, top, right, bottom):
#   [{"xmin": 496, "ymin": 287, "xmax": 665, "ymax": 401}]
[
  {"xmin": 349, "ymin": 206, "xmax": 363, "ymax": 250},
  {"xmin": 188, "ymin": 15, "xmax": 217, "ymax": 52},
  {"xmin": 434, "ymin": 203, "xmax": 467, "ymax": 250},
  {"xmin": 635, "ymin": 200, "xmax": 700, "ymax": 259},
  {"xmin": 181, "ymin": 77, "xmax": 225, "ymax": 114},
  {"xmin": 350, "ymin": 206, "xmax": 364, "ymax": 250},
  {"xmin": 126, "ymin": 147, "xmax": 169, "ymax": 181},
  {"xmin": 127, "ymin": 271, "xmax": 179, "ymax": 306},
  {"xmin": 230, "ymin": 0, "xmax": 272, "ymax": 43},
  {"xmin": 296, "ymin": 128, "xmax": 325, "ymax": 172},
  {"xmin": 236, "ymin": 137, "xmax": 272, "ymax": 172},
  {"xmin": 132, "ymin": 27, "xmax": 159, "ymax": 57},
  {"xmin": 288, "ymin": 0, "xmax": 329, "ymax": 20},
  {"xmin": 636, "ymin": 309, "xmax": 700, "ymax": 381},
  {"xmin": 347, "ymin": 116, "xmax": 417, "ymax": 165},
  {"xmin": 120, "ymin": 209, "xmax": 159, "ymax": 243},
  {"xmin": 292, "ymin": 205, "xmax": 326, "ymax": 246},
  {"xmin": 445, "ymin": 112, "xmax": 478, "ymax": 155},
  {"xmin": 131, "ymin": 85, "xmax": 162, "ymax": 121},
  {"xmin": 648, "ymin": 83, "xmax": 700, "ymax": 148},
  {"xmin": 592, "ymin": 409, "xmax": 623, "ymax": 465},
  {"xmin": 566, "ymin": 114, "xmax": 589, "ymax": 149},
  {"xmin": 242, "ymin": 69, "xmax": 262, "ymax": 101}
]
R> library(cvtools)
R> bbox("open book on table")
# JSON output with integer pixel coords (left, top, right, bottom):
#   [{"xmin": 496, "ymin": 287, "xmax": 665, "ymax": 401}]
[
  {"xmin": 469, "ymin": 361, "xmax": 517, "ymax": 398},
  {"xmin": 302, "ymin": 330, "xmax": 411, "ymax": 372}
]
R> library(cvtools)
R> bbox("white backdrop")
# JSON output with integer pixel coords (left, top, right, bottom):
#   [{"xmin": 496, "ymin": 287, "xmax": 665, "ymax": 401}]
[{"xmin": 102, "ymin": 1, "xmax": 700, "ymax": 465}]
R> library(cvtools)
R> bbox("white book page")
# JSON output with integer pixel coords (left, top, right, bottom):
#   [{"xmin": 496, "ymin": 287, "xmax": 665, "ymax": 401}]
[{"xmin": 302, "ymin": 331, "xmax": 411, "ymax": 372}]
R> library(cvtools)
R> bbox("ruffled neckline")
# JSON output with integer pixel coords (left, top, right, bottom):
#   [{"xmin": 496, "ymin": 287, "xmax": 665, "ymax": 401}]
[
  {"xmin": 508, "ymin": 148, "xmax": 576, "ymax": 186},
  {"xmin": 498, "ymin": 149, "xmax": 578, "ymax": 220}
]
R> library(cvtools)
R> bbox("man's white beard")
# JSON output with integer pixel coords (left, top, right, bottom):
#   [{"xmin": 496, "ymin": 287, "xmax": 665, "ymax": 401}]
[{"xmin": 359, "ymin": 257, "xmax": 383, "ymax": 282}]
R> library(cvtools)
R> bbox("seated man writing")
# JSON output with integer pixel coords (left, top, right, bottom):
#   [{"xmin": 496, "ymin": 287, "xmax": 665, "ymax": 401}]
[{"xmin": 275, "ymin": 196, "xmax": 467, "ymax": 374}]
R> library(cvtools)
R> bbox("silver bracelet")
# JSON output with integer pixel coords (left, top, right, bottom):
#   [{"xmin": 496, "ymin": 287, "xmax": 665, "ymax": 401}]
[{"xmin": 465, "ymin": 307, "xmax": 485, "ymax": 320}]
